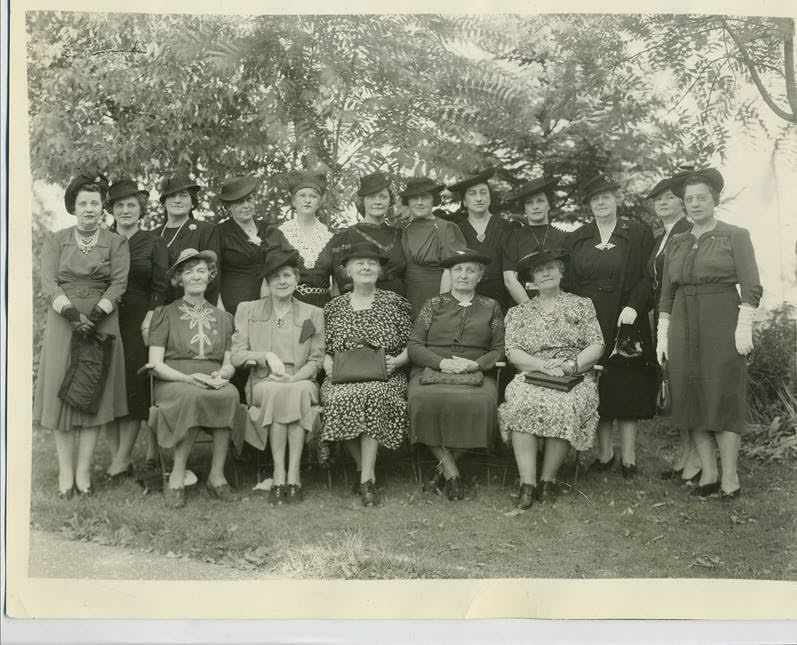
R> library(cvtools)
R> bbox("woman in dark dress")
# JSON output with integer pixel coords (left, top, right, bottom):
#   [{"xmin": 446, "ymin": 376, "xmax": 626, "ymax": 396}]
[
  {"xmin": 306, "ymin": 172, "xmax": 407, "ymax": 297},
  {"xmin": 658, "ymin": 168, "xmax": 761, "ymax": 499},
  {"xmin": 400, "ymin": 177, "xmax": 467, "ymax": 317},
  {"xmin": 502, "ymin": 176, "xmax": 568, "ymax": 305},
  {"xmin": 407, "ymin": 250, "xmax": 505, "ymax": 500},
  {"xmin": 153, "ymin": 174, "xmax": 221, "ymax": 305},
  {"xmin": 446, "ymin": 169, "xmax": 512, "ymax": 312},
  {"xmin": 104, "ymin": 179, "xmax": 169, "ymax": 482},
  {"xmin": 564, "ymin": 175, "xmax": 655, "ymax": 478}
]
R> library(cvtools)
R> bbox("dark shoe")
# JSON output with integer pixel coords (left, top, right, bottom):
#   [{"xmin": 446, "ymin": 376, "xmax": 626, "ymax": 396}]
[
  {"xmin": 536, "ymin": 480, "xmax": 559, "ymax": 503},
  {"xmin": 206, "ymin": 482, "xmax": 239, "ymax": 502},
  {"xmin": 76, "ymin": 484, "xmax": 93, "ymax": 497},
  {"xmin": 423, "ymin": 469, "xmax": 444, "ymax": 494},
  {"xmin": 144, "ymin": 457, "xmax": 158, "ymax": 471},
  {"xmin": 516, "ymin": 483, "xmax": 535, "ymax": 509},
  {"xmin": 359, "ymin": 479, "xmax": 379, "ymax": 507},
  {"xmin": 621, "ymin": 463, "xmax": 638, "ymax": 480},
  {"xmin": 351, "ymin": 472, "xmax": 362, "ymax": 495},
  {"xmin": 105, "ymin": 463, "xmax": 135, "ymax": 484},
  {"xmin": 164, "ymin": 486, "xmax": 186, "ymax": 508},
  {"xmin": 286, "ymin": 484, "xmax": 304, "ymax": 504},
  {"xmin": 690, "ymin": 481, "xmax": 720, "ymax": 498},
  {"xmin": 590, "ymin": 454, "xmax": 615, "ymax": 472},
  {"xmin": 269, "ymin": 484, "xmax": 286, "ymax": 506},
  {"xmin": 683, "ymin": 469, "xmax": 702, "ymax": 485},
  {"xmin": 445, "ymin": 476, "xmax": 464, "ymax": 501},
  {"xmin": 57, "ymin": 486, "xmax": 74, "ymax": 500},
  {"xmin": 721, "ymin": 488, "xmax": 741, "ymax": 501},
  {"xmin": 660, "ymin": 467, "xmax": 684, "ymax": 480}
]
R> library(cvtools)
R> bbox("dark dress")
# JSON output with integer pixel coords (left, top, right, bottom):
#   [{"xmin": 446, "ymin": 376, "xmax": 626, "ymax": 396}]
[
  {"xmin": 217, "ymin": 218, "xmax": 295, "ymax": 316},
  {"xmin": 407, "ymin": 293, "xmax": 505, "ymax": 449},
  {"xmin": 401, "ymin": 216, "xmax": 467, "ymax": 317},
  {"xmin": 564, "ymin": 217, "xmax": 656, "ymax": 419},
  {"xmin": 280, "ymin": 218, "xmax": 333, "ymax": 309},
  {"xmin": 502, "ymin": 220, "xmax": 568, "ymax": 301},
  {"xmin": 659, "ymin": 220, "xmax": 762, "ymax": 434},
  {"xmin": 648, "ymin": 216, "xmax": 692, "ymax": 325},
  {"xmin": 154, "ymin": 217, "xmax": 221, "ymax": 305},
  {"xmin": 306, "ymin": 222, "xmax": 407, "ymax": 296},
  {"xmin": 117, "ymin": 230, "xmax": 169, "ymax": 420},
  {"xmin": 449, "ymin": 211, "xmax": 513, "ymax": 312}
]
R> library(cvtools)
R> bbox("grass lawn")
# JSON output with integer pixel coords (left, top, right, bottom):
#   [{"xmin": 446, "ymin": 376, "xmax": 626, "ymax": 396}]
[{"xmin": 28, "ymin": 419, "xmax": 797, "ymax": 580}]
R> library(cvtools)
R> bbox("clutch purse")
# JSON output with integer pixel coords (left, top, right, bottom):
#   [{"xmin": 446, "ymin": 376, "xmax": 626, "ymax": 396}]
[
  {"xmin": 419, "ymin": 366, "xmax": 484, "ymax": 386},
  {"xmin": 58, "ymin": 330, "xmax": 116, "ymax": 414},
  {"xmin": 524, "ymin": 371, "xmax": 583, "ymax": 392},
  {"xmin": 331, "ymin": 338, "xmax": 388, "ymax": 384}
]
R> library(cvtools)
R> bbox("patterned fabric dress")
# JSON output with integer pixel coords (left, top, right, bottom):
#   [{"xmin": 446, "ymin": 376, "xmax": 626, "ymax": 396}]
[
  {"xmin": 320, "ymin": 290, "xmax": 413, "ymax": 449},
  {"xmin": 498, "ymin": 292, "xmax": 604, "ymax": 450}
]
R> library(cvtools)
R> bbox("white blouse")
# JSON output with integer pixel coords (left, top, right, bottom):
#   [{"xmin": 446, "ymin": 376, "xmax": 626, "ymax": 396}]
[{"xmin": 279, "ymin": 218, "xmax": 332, "ymax": 269}]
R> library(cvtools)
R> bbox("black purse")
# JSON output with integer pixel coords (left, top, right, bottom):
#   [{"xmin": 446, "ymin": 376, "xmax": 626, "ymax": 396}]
[
  {"xmin": 657, "ymin": 360, "xmax": 671, "ymax": 415},
  {"xmin": 331, "ymin": 337, "xmax": 388, "ymax": 384},
  {"xmin": 599, "ymin": 324, "xmax": 657, "ymax": 419},
  {"xmin": 524, "ymin": 371, "xmax": 584, "ymax": 392},
  {"xmin": 58, "ymin": 330, "xmax": 116, "ymax": 414}
]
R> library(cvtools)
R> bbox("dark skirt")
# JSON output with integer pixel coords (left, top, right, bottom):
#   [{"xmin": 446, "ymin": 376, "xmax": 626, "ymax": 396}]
[
  {"xmin": 118, "ymin": 291, "xmax": 151, "ymax": 420},
  {"xmin": 220, "ymin": 272, "xmax": 261, "ymax": 318},
  {"xmin": 405, "ymin": 263, "xmax": 443, "ymax": 318}
]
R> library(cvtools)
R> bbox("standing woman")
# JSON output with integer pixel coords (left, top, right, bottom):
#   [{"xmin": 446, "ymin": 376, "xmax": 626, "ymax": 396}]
[
  {"xmin": 657, "ymin": 168, "xmax": 761, "ymax": 499},
  {"xmin": 33, "ymin": 171, "xmax": 130, "ymax": 497},
  {"xmin": 104, "ymin": 179, "xmax": 169, "ymax": 482},
  {"xmin": 400, "ymin": 177, "xmax": 467, "ymax": 317},
  {"xmin": 307, "ymin": 172, "xmax": 407, "ymax": 297},
  {"xmin": 503, "ymin": 176, "xmax": 567, "ymax": 306},
  {"xmin": 279, "ymin": 170, "xmax": 333, "ymax": 308},
  {"xmin": 564, "ymin": 175, "xmax": 656, "ymax": 478},
  {"xmin": 154, "ymin": 174, "xmax": 221, "ymax": 305},
  {"xmin": 447, "ymin": 168, "xmax": 512, "ymax": 312}
]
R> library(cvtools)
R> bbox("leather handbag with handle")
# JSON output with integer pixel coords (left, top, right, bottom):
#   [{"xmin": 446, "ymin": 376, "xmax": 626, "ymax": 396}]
[{"xmin": 331, "ymin": 337, "xmax": 388, "ymax": 384}]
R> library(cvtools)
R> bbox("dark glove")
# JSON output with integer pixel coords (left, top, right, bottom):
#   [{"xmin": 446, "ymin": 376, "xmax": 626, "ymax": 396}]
[
  {"xmin": 88, "ymin": 305, "xmax": 109, "ymax": 325},
  {"xmin": 61, "ymin": 306, "xmax": 82, "ymax": 324}
]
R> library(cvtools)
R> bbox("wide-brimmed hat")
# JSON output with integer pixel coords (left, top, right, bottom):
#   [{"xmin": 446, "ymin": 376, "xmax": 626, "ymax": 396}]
[
  {"xmin": 105, "ymin": 179, "xmax": 149, "ymax": 212},
  {"xmin": 645, "ymin": 178, "xmax": 675, "ymax": 201},
  {"xmin": 64, "ymin": 170, "xmax": 109, "ymax": 214},
  {"xmin": 262, "ymin": 248, "xmax": 302, "ymax": 279},
  {"xmin": 581, "ymin": 175, "xmax": 621, "ymax": 203},
  {"xmin": 220, "ymin": 176, "xmax": 258, "ymax": 202},
  {"xmin": 357, "ymin": 172, "xmax": 392, "ymax": 197},
  {"xmin": 511, "ymin": 176, "xmax": 559, "ymax": 203},
  {"xmin": 286, "ymin": 170, "xmax": 327, "ymax": 196},
  {"xmin": 441, "ymin": 248, "xmax": 492, "ymax": 268},
  {"xmin": 516, "ymin": 248, "xmax": 569, "ymax": 282},
  {"xmin": 167, "ymin": 248, "xmax": 217, "ymax": 278},
  {"xmin": 339, "ymin": 241, "xmax": 389, "ymax": 265},
  {"xmin": 399, "ymin": 177, "xmax": 446, "ymax": 198},
  {"xmin": 671, "ymin": 167, "xmax": 725, "ymax": 199},
  {"xmin": 447, "ymin": 168, "xmax": 495, "ymax": 195},
  {"xmin": 158, "ymin": 175, "xmax": 201, "ymax": 203}
]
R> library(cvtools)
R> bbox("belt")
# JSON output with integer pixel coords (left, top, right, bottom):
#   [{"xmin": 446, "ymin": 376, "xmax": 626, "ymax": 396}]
[
  {"xmin": 679, "ymin": 284, "xmax": 736, "ymax": 296},
  {"xmin": 296, "ymin": 283, "xmax": 328, "ymax": 296},
  {"xmin": 63, "ymin": 284, "xmax": 106, "ymax": 298}
]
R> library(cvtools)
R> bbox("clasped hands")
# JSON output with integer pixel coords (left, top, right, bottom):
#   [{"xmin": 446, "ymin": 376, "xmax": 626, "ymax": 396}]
[
  {"xmin": 439, "ymin": 356, "xmax": 480, "ymax": 374},
  {"xmin": 260, "ymin": 352, "xmax": 295, "ymax": 383}
]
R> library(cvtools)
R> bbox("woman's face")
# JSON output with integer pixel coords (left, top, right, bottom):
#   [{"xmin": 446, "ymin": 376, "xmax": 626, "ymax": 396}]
[
  {"xmin": 682, "ymin": 182, "xmax": 716, "ymax": 224},
  {"xmin": 229, "ymin": 193, "xmax": 256, "ymax": 223},
  {"xmin": 164, "ymin": 190, "xmax": 193, "ymax": 218},
  {"xmin": 292, "ymin": 188, "xmax": 321, "ymax": 216},
  {"xmin": 112, "ymin": 196, "xmax": 142, "ymax": 228},
  {"xmin": 408, "ymin": 193, "xmax": 434, "ymax": 219},
  {"xmin": 532, "ymin": 260, "xmax": 563, "ymax": 291},
  {"xmin": 523, "ymin": 192, "xmax": 550, "ymax": 225},
  {"xmin": 589, "ymin": 190, "xmax": 618, "ymax": 220},
  {"xmin": 363, "ymin": 189, "xmax": 391, "ymax": 222},
  {"xmin": 346, "ymin": 257, "xmax": 381, "ymax": 287},
  {"xmin": 653, "ymin": 189, "xmax": 683, "ymax": 222},
  {"xmin": 74, "ymin": 189, "xmax": 104, "ymax": 231},
  {"xmin": 464, "ymin": 183, "xmax": 490, "ymax": 216},
  {"xmin": 179, "ymin": 260, "xmax": 210, "ymax": 295},
  {"xmin": 450, "ymin": 262, "xmax": 483, "ymax": 293},
  {"xmin": 267, "ymin": 266, "xmax": 298, "ymax": 298}
]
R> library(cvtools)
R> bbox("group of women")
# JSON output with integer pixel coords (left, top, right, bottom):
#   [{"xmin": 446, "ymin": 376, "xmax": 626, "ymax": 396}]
[{"xmin": 33, "ymin": 164, "xmax": 761, "ymax": 510}]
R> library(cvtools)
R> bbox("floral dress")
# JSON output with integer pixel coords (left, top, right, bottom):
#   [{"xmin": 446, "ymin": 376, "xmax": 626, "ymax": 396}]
[
  {"xmin": 320, "ymin": 290, "xmax": 413, "ymax": 449},
  {"xmin": 498, "ymin": 292, "xmax": 604, "ymax": 450}
]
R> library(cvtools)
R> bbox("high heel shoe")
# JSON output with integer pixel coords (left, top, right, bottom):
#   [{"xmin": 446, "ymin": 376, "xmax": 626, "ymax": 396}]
[
  {"xmin": 516, "ymin": 483, "xmax": 536, "ymax": 509},
  {"xmin": 536, "ymin": 480, "xmax": 559, "ymax": 503},
  {"xmin": 57, "ymin": 486, "xmax": 74, "ymax": 500},
  {"xmin": 720, "ymin": 488, "xmax": 741, "ymax": 501},
  {"xmin": 105, "ymin": 463, "xmax": 134, "ymax": 484},
  {"xmin": 359, "ymin": 479, "xmax": 379, "ymax": 507},
  {"xmin": 590, "ymin": 453, "xmax": 615, "ymax": 472},
  {"xmin": 660, "ymin": 467, "xmax": 684, "ymax": 480},
  {"xmin": 690, "ymin": 481, "xmax": 720, "ymax": 498},
  {"xmin": 621, "ymin": 462, "xmax": 638, "ymax": 480}
]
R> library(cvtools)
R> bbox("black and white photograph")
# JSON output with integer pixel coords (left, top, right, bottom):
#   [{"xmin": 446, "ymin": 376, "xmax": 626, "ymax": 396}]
[{"xmin": 5, "ymin": 0, "xmax": 797, "ymax": 626}]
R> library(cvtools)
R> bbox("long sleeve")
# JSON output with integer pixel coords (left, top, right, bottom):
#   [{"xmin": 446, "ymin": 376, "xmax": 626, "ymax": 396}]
[
  {"xmin": 293, "ymin": 308, "xmax": 325, "ymax": 380},
  {"xmin": 474, "ymin": 300, "xmax": 505, "ymax": 371},
  {"xmin": 99, "ymin": 234, "xmax": 130, "ymax": 311},
  {"xmin": 407, "ymin": 298, "xmax": 444, "ymax": 369},
  {"xmin": 230, "ymin": 301, "xmax": 262, "ymax": 368},
  {"xmin": 732, "ymin": 227, "xmax": 763, "ymax": 307},
  {"xmin": 203, "ymin": 223, "xmax": 222, "ymax": 305},
  {"xmin": 149, "ymin": 235, "xmax": 170, "ymax": 310},
  {"xmin": 559, "ymin": 230, "xmax": 577, "ymax": 295},
  {"xmin": 442, "ymin": 219, "xmax": 467, "ymax": 256},
  {"xmin": 41, "ymin": 231, "xmax": 70, "ymax": 312},
  {"xmin": 626, "ymin": 225, "xmax": 654, "ymax": 315},
  {"xmin": 658, "ymin": 245, "xmax": 676, "ymax": 316},
  {"xmin": 304, "ymin": 234, "xmax": 335, "ymax": 288}
]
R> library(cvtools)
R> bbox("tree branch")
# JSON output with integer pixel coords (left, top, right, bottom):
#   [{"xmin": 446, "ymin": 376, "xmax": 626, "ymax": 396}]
[{"xmin": 781, "ymin": 18, "xmax": 797, "ymax": 115}]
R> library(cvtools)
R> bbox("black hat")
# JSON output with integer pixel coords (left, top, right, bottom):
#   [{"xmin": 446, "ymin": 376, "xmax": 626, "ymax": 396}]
[
  {"xmin": 516, "ymin": 248, "xmax": 569, "ymax": 283},
  {"xmin": 581, "ymin": 175, "xmax": 621, "ymax": 203},
  {"xmin": 357, "ymin": 172, "xmax": 392, "ymax": 197},
  {"xmin": 511, "ymin": 176, "xmax": 559, "ymax": 203},
  {"xmin": 670, "ymin": 167, "xmax": 725, "ymax": 199},
  {"xmin": 441, "ymin": 248, "xmax": 493, "ymax": 268},
  {"xmin": 447, "ymin": 168, "xmax": 495, "ymax": 195},
  {"xmin": 220, "ymin": 176, "xmax": 258, "ymax": 202},
  {"xmin": 644, "ymin": 178, "xmax": 674, "ymax": 201},
  {"xmin": 64, "ymin": 170, "xmax": 109, "ymax": 214},
  {"xmin": 339, "ymin": 241, "xmax": 389, "ymax": 265},
  {"xmin": 262, "ymin": 248, "xmax": 302, "ymax": 279},
  {"xmin": 167, "ymin": 248, "xmax": 217, "ymax": 278},
  {"xmin": 399, "ymin": 177, "xmax": 446, "ymax": 198},
  {"xmin": 106, "ymin": 179, "xmax": 149, "ymax": 212},
  {"xmin": 159, "ymin": 175, "xmax": 201, "ymax": 203},
  {"xmin": 286, "ymin": 170, "xmax": 327, "ymax": 196}
]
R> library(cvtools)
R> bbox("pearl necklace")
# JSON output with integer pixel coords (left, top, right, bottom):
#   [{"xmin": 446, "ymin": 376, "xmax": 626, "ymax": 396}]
[
  {"xmin": 74, "ymin": 228, "xmax": 100, "ymax": 254},
  {"xmin": 161, "ymin": 218, "xmax": 189, "ymax": 248}
]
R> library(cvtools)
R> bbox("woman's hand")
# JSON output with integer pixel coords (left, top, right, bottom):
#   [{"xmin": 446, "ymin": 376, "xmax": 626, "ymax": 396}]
[
  {"xmin": 265, "ymin": 352, "xmax": 286, "ymax": 377},
  {"xmin": 323, "ymin": 354, "xmax": 334, "ymax": 375},
  {"xmin": 538, "ymin": 358, "xmax": 565, "ymax": 377},
  {"xmin": 439, "ymin": 358, "xmax": 466, "ymax": 373},
  {"xmin": 735, "ymin": 305, "xmax": 755, "ymax": 356},
  {"xmin": 452, "ymin": 355, "xmax": 480, "ymax": 372},
  {"xmin": 188, "ymin": 373, "xmax": 211, "ymax": 388},
  {"xmin": 617, "ymin": 306, "xmax": 638, "ymax": 326},
  {"xmin": 385, "ymin": 355, "xmax": 401, "ymax": 376}
]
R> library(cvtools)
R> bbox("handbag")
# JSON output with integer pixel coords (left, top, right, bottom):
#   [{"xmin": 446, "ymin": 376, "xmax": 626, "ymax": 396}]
[
  {"xmin": 657, "ymin": 361, "xmax": 671, "ymax": 415},
  {"xmin": 524, "ymin": 371, "xmax": 583, "ymax": 392},
  {"xmin": 58, "ymin": 330, "xmax": 115, "ymax": 414},
  {"xmin": 331, "ymin": 338, "xmax": 388, "ymax": 384},
  {"xmin": 599, "ymin": 325, "xmax": 657, "ymax": 419},
  {"xmin": 419, "ymin": 366, "xmax": 484, "ymax": 386}
]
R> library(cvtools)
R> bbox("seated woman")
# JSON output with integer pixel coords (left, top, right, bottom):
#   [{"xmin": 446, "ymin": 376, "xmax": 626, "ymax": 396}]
[
  {"xmin": 498, "ymin": 249, "xmax": 604, "ymax": 509},
  {"xmin": 231, "ymin": 249, "xmax": 324, "ymax": 506},
  {"xmin": 147, "ymin": 248, "xmax": 244, "ymax": 508},
  {"xmin": 321, "ymin": 242, "xmax": 413, "ymax": 507},
  {"xmin": 407, "ymin": 249, "xmax": 505, "ymax": 501}
]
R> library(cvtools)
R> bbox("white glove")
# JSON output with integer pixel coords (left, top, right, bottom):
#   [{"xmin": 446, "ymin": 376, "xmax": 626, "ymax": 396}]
[
  {"xmin": 266, "ymin": 352, "xmax": 286, "ymax": 376},
  {"xmin": 656, "ymin": 315, "xmax": 670, "ymax": 365},
  {"xmin": 735, "ymin": 305, "xmax": 755, "ymax": 356},
  {"xmin": 617, "ymin": 306, "xmax": 638, "ymax": 326}
]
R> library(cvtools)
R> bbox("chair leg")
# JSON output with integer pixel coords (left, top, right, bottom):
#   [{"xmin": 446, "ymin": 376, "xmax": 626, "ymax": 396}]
[{"xmin": 574, "ymin": 450, "xmax": 581, "ymax": 484}]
